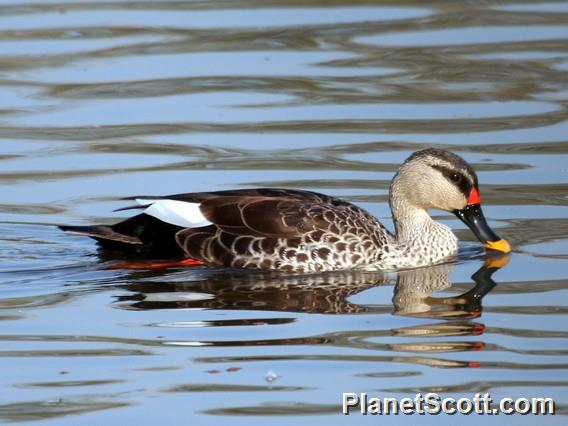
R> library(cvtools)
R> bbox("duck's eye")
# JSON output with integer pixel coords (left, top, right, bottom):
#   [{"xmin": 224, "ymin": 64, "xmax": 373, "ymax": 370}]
[{"xmin": 450, "ymin": 173, "xmax": 462, "ymax": 184}]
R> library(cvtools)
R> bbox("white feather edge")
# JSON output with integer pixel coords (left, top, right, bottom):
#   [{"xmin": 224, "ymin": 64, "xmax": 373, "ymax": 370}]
[{"xmin": 135, "ymin": 198, "xmax": 212, "ymax": 228}]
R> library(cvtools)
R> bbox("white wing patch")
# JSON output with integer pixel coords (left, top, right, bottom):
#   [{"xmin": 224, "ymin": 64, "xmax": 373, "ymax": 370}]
[{"xmin": 136, "ymin": 199, "xmax": 212, "ymax": 228}]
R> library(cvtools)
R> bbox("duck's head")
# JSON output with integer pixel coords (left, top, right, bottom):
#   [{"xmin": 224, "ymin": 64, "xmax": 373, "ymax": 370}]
[{"xmin": 391, "ymin": 148, "xmax": 511, "ymax": 253}]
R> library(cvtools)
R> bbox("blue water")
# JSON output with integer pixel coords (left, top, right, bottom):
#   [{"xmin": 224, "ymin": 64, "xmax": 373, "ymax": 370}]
[{"xmin": 0, "ymin": 1, "xmax": 567, "ymax": 424}]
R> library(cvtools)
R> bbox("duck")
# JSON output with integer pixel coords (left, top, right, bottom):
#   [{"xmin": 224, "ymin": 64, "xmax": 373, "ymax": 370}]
[{"xmin": 59, "ymin": 148, "xmax": 511, "ymax": 272}]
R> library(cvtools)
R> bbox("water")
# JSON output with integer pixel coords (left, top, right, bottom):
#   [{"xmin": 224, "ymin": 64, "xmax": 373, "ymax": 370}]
[{"xmin": 0, "ymin": 0, "xmax": 567, "ymax": 424}]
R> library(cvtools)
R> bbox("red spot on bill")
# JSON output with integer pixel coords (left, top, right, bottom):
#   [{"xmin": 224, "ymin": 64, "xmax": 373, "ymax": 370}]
[{"xmin": 467, "ymin": 187, "xmax": 481, "ymax": 205}]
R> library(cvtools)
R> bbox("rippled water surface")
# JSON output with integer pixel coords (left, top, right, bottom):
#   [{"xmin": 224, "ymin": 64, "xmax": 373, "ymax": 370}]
[{"xmin": 1, "ymin": 0, "xmax": 567, "ymax": 424}]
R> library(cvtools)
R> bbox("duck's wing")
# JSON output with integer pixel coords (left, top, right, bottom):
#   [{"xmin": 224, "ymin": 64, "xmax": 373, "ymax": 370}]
[
  {"xmin": 174, "ymin": 191, "xmax": 350, "ymax": 267},
  {"xmin": 59, "ymin": 189, "xmax": 333, "ymax": 259}
]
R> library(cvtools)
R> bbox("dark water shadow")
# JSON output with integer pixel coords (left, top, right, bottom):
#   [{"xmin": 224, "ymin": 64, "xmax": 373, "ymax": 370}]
[{"xmin": 0, "ymin": 399, "xmax": 129, "ymax": 423}]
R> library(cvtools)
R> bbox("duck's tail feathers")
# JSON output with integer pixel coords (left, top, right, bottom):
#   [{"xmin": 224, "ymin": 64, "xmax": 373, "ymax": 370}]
[{"xmin": 58, "ymin": 224, "xmax": 143, "ymax": 245}]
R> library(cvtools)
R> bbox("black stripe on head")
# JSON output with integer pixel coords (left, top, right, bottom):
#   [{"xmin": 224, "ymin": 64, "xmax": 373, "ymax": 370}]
[
  {"xmin": 408, "ymin": 148, "xmax": 479, "ymax": 197},
  {"xmin": 431, "ymin": 164, "xmax": 474, "ymax": 197}
]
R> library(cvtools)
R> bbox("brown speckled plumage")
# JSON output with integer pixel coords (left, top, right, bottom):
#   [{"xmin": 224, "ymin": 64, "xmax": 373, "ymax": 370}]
[{"xmin": 173, "ymin": 189, "xmax": 394, "ymax": 272}]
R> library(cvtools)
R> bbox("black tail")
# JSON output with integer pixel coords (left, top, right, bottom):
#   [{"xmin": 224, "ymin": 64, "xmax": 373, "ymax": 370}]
[{"xmin": 59, "ymin": 214, "xmax": 186, "ymax": 259}]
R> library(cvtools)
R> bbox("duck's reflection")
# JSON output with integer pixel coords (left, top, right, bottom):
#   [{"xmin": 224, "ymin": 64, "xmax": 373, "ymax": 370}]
[
  {"xmin": 116, "ymin": 256, "xmax": 508, "ymax": 318},
  {"xmin": 393, "ymin": 257, "xmax": 507, "ymax": 320},
  {"xmin": 117, "ymin": 269, "xmax": 388, "ymax": 314},
  {"xmin": 114, "ymin": 256, "xmax": 509, "ymax": 368}
]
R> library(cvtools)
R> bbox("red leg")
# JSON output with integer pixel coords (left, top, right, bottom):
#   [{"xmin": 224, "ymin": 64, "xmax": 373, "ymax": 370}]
[{"xmin": 105, "ymin": 258, "xmax": 204, "ymax": 270}]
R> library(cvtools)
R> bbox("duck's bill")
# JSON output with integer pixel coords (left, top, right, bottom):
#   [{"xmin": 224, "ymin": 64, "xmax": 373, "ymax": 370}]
[{"xmin": 454, "ymin": 204, "xmax": 511, "ymax": 253}]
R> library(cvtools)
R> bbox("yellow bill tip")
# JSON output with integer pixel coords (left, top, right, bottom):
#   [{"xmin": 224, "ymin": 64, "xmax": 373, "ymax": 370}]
[{"xmin": 484, "ymin": 239, "xmax": 511, "ymax": 253}]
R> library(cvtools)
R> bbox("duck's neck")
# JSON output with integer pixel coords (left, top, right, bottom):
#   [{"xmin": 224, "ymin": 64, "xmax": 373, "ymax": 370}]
[
  {"xmin": 390, "ymin": 195, "xmax": 435, "ymax": 242},
  {"xmin": 387, "ymin": 188, "xmax": 457, "ymax": 267}
]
